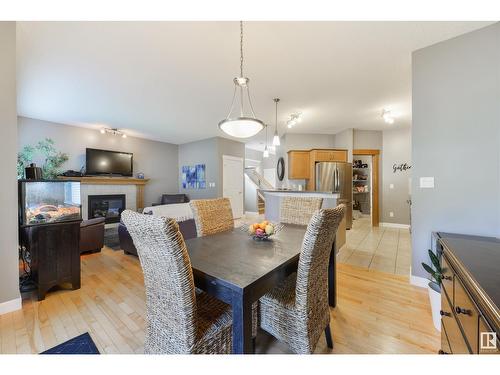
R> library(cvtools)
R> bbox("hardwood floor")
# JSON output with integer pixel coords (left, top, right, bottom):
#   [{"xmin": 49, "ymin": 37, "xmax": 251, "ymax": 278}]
[
  {"xmin": 339, "ymin": 216, "xmax": 412, "ymax": 276},
  {"xmin": 0, "ymin": 247, "xmax": 439, "ymax": 354}
]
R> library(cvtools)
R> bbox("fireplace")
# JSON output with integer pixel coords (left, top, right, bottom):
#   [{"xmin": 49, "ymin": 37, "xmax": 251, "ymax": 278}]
[{"xmin": 88, "ymin": 194, "xmax": 126, "ymax": 224}]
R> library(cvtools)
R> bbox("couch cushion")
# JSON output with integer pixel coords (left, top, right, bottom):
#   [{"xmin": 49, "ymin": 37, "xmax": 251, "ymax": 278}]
[
  {"xmin": 142, "ymin": 203, "xmax": 193, "ymax": 222},
  {"xmin": 81, "ymin": 217, "xmax": 106, "ymax": 228}
]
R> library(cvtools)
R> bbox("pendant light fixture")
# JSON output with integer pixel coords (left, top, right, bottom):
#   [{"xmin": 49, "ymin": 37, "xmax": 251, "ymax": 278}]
[
  {"xmin": 272, "ymin": 98, "xmax": 281, "ymax": 146},
  {"xmin": 263, "ymin": 124, "xmax": 269, "ymax": 158},
  {"xmin": 218, "ymin": 21, "xmax": 265, "ymax": 138}
]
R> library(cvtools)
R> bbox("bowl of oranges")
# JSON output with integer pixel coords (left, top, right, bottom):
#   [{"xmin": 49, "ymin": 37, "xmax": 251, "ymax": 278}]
[{"xmin": 245, "ymin": 220, "xmax": 282, "ymax": 241}]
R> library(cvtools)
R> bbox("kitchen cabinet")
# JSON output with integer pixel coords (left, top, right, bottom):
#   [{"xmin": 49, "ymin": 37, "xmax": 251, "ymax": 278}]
[
  {"xmin": 287, "ymin": 150, "xmax": 310, "ymax": 179},
  {"xmin": 311, "ymin": 149, "xmax": 348, "ymax": 162},
  {"xmin": 436, "ymin": 232, "xmax": 499, "ymax": 355}
]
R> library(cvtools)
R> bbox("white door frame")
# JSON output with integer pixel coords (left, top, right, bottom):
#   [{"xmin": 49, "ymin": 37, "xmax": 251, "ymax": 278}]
[{"xmin": 222, "ymin": 155, "xmax": 244, "ymax": 218}]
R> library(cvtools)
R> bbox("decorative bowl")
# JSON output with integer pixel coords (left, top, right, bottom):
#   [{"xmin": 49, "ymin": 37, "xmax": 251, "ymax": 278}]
[{"xmin": 240, "ymin": 221, "xmax": 283, "ymax": 241}]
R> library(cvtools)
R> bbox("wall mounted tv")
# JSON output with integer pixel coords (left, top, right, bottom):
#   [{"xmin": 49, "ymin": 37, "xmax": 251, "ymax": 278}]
[{"xmin": 86, "ymin": 148, "xmax": 133, "ymax": 176}]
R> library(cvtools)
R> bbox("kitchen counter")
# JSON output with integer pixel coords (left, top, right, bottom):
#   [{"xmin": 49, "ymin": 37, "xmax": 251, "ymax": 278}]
[
  {"xmin": 261, "ymin": 189, "xmax": 346, "ymax": 249},
  {"xmin": 259, "ymin": 189, "xmax": 339, "ymax": 198}
]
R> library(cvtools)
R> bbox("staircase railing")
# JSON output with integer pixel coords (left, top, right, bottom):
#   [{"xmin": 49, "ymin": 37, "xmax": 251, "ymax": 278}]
[{"xmin": 244, "ymin": 167, "xmax": 273, "ymax": 202}]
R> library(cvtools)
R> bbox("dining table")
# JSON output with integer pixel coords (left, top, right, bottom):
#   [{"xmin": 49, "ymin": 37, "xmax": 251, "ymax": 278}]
[{"xmin": 185, "ymin": 223, "xmax": 338, "ymax": 354}]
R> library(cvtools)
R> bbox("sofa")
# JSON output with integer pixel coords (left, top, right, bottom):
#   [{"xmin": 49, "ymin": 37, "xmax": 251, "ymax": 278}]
[
  {"xmin": 152, "ymin": 193, "xmax": 190, "ymax": 206},
  {"xmin": 80, "ymin": 217, "xmax": 105, "ymax": 254},
  {"xmin": 119, "ymin": 194, "xmax": 196, "ymax": 257}
]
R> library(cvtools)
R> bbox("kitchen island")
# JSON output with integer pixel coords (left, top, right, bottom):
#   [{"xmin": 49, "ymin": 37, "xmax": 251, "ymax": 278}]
[{"xmin": 260, "ymin": 189, "xmax": 346, "ymax": 249}]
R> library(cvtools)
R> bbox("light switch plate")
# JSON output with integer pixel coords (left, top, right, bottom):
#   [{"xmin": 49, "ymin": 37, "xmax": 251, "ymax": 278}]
[
  {"xmin": 389, "ymin": 212, "xmax": 394, "ymax": 217},
  {"xmin": 389, "ymin": 184, "xmax": 394, "ymax": 189},
  {"xmin": 420, "ymin": 177, "xmax": 434, "ymax": 188}
]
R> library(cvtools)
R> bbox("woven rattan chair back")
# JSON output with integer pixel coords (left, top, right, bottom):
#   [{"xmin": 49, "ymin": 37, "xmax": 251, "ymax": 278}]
[
  {"xmin": 121, "ymin": 210, "xmax": 197, "ymax": 353},
  {"xmin": 279, "ymin": 196, "xmax": 323, "ymax": 226},
  {"xmin": 295, "ymin": 204, "xmax": 345, "ymax": 311},
  {"xmin": 190, "ymin": 198, "xmax": 234, "ymax": 237}
]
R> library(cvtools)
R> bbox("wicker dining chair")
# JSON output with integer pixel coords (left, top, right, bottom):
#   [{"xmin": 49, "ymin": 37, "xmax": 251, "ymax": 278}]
[
  {"xmin": 259, "ymin": 204, "xmax": 346, "ymax": 354},
  {"xmin": 279, "ymin": 196, "xmax": 323, "ymax": 226},
  {"xmin": 189, "ymin": 198, "xmax": 258, "ymax": 343},
  {"xmin": 190, "ymin": 198, "xmax": 234, "ymax": 237},
  {"xmin": 121, "ymin": 210, "xmax": 233, "ymax": 354}
]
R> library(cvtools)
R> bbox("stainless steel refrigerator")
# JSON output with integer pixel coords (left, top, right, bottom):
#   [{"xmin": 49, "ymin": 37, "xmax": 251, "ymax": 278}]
[{"xmin": 315, "ymin": 162, "xmax": 353, "ymax": 229}]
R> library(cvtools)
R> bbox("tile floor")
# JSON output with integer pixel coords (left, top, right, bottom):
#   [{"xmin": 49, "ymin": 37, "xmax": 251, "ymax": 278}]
[
  {"xmin": 239, "ymin": 213, "xmax": 412, "ymax": 276},
  {"xmin": 338, "ymin": 215, "xmax": 412, "ymax": 275}
]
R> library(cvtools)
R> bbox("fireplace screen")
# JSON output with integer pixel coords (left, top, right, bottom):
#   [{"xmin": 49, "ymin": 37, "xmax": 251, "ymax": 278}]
[{"xmin": 88, "ymin": 194, "xmax": 126, "ymax": 224}]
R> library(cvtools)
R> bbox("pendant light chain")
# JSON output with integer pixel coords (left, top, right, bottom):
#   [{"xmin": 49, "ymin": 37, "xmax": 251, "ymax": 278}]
[
  {"xmin": 275, "ymin": 99, "xmax": 278, "ymax": 128},
  {"xmin": 218, "ymin": 21, "xmax": 264, "ymax": 138},
  {"xmin": 240, "ymin": 21, "xmax": 244, "ymax": 78}
]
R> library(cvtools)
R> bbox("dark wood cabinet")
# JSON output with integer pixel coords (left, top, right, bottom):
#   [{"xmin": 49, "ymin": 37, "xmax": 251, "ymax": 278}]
[
  {"xmin": 437, "ymin": 233, "xmax": 500, "ymax": 355},
  {"xmin": 20, "ymin": 221, "xmax": 81, "ymax": 301}
]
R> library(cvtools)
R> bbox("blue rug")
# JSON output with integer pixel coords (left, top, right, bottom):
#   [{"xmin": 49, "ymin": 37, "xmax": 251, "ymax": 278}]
[{"xmin": 41, "ymin": 332, "xmax": 100, "ymax": 354}]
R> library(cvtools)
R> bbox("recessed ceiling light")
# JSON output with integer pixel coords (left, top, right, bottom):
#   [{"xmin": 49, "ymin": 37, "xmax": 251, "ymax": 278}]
[{"xmin": 382, "ymin": 109, "xmax": 395, "ymax": 124}]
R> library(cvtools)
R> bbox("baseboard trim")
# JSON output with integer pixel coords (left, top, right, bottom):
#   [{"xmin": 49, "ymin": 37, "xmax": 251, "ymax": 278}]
[
  {"xmin": 410, "ymin": 275, "xmax": 429, "ymax": 289},
  {"xmin": 0, "ymin": 296, "xmax": 22, "ymax": 315},
  {"xmin": 380, "ymin": 222, "xmax": 411, "ymax": 229}
]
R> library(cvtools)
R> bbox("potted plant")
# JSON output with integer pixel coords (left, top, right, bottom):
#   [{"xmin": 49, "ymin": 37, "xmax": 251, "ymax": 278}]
[{"xmin": 422, "ymin": 249, "xmax": 442, "ymax": 331}]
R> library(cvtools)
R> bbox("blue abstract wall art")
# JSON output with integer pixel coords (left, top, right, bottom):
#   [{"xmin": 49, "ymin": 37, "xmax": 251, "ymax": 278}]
[{"xmin": 182, "ymin": 164, "xmax": 206, "ymax": 189}]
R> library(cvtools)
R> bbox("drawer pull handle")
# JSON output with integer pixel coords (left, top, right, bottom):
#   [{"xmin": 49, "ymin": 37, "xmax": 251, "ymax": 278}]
[
  {"xmin": 439, "ymin": 310, "xmax": 451, "ymax": 317},
  {"xmin": 455, "ymin": 306, "xmax": 472, "ymax": 316},
  {"xmin": 442, "ymin": 275, "xmax": 452, "ymax": 281}
]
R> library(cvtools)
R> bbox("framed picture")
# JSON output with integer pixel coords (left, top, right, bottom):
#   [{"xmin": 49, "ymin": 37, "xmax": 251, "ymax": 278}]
[{"xmin": 182, "ymin": 164, "xmax": 206, "ymax": 189}]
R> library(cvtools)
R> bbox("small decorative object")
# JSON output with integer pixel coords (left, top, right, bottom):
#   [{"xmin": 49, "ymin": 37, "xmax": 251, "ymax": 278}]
[
  {"xmin": 277, "ymin": 157, "xmax": 285, "ymax": 181},
  {"xmin": 422, "ymin": 249, "xmax": 442, "ymax": 331},
  {"xmin": 17, "ymin": 138, "xmax": 69, "ymax": 179},
  {"xmin": 25, "ymin": 163, "xmax": 43, "ymax": 180},
  {"xmin": 243, "ymin": 221, "xmax": 283, "ymax": 241},
  {"xmin": 137, "ymin": 172, "xmax": 145, "ymax": 179},
  {"xmin": 181, "ymin": 164, "xmax": 206, "ymax": 189}
]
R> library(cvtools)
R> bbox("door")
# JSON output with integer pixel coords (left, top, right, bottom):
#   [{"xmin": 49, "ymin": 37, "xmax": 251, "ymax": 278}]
[{"xmin": 223, "ymin": 155, "xmax": 244, "ymax": 219}]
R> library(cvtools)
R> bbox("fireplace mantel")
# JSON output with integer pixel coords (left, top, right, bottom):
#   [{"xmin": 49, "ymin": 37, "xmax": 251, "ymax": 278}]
[{"xmin": 58, "ymin": 176, "xmax": 150, "ymax": 212}]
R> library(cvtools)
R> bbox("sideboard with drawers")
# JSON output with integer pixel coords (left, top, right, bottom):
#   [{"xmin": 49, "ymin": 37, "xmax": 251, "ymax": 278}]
[{"xmin": 436, "ymin": 232, "xmax": 499, "ymax": 354}]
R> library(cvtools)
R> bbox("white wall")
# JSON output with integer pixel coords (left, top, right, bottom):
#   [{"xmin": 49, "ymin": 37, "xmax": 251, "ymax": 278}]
[
  {"xmin": 18, "ymin": 117, "xmax": 179, "ymax": 207},
  {"xmin": 0, "ymin": 22, "xmax": 21, "ymax": 311},
  {"xmin": 412, "ymin": 23, "xmax": 500, "ymax": 278}
]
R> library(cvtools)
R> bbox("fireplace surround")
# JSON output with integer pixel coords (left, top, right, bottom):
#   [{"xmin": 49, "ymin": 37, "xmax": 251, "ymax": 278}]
[{"xmin": 88, "ymin": 194, "xmax": 126, "ymax": 224}]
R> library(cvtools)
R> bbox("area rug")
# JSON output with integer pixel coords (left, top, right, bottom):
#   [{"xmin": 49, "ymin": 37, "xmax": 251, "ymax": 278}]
[
  {"xmin": 41, "ymin": 332, "xmax": 100, "ymax": 354},
  {"xmin": 104, "ymin": 227, "xmax": 121, "ymax": 250}
]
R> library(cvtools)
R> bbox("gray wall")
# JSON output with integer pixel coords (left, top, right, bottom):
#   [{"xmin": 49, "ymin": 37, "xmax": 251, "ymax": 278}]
[
  {"xmin": 178, "ymin": 137, "xmax": 245, "ymax": 200},
  {"xmin": 333, "ymin": 128, "xmax": 353, "ymax": 162},
  {"xmin": 0, "ymin": 22, "xmax": 20, "ymax": 307},
  {"xmin": 18, "ymin": 117, "xmax": 179, "ymax": 207},
  {"xmin": 382, "ymin": 127, "xmax": 412, "ymax": 224},
  {"xmin": 412, "ymin": 23, "xmax": 500, "ymax": 279},
  {"xmin": 178, "ymin": 137, "xmax": 219, "ymax": 199},
  {"xmin": 353, "ymin": 129, "xmax": 384, "ymax": 222}
]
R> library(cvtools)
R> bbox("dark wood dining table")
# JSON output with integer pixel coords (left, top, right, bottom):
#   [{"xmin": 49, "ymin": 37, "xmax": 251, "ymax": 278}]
[{"xmin": 185, "ymin": 224, "xmax": 337, "ymax": 354}]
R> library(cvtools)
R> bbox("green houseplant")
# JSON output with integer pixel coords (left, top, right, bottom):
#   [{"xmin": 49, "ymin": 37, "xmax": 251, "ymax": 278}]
[
  {"xmin": 17, "ymin": 138, "xmax": 69, "ymax": 179},
  {"xmin": 422, "ymin": 249, "xmax": 443, "ymax": 289},
  {"xmin": 422, "ymin": 249, "xmax": 442, "ymax": 331}
]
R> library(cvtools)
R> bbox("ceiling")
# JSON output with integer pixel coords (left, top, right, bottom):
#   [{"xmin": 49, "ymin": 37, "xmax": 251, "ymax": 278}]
[{"xmin": 16, "ymin": 21, "xmax": 493, "ymax": 150}]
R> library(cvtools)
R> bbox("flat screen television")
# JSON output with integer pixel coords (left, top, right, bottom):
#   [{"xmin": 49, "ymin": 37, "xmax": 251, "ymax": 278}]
[{"xmin": 86, "ymin": 148, "xmax": 133, "ymax": 176}]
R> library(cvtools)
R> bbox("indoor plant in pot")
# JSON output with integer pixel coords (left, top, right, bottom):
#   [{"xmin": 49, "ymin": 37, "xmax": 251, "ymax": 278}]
[{"xmin": 422, "ymin": 249, "xmax": 443, "ymax": 331}]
